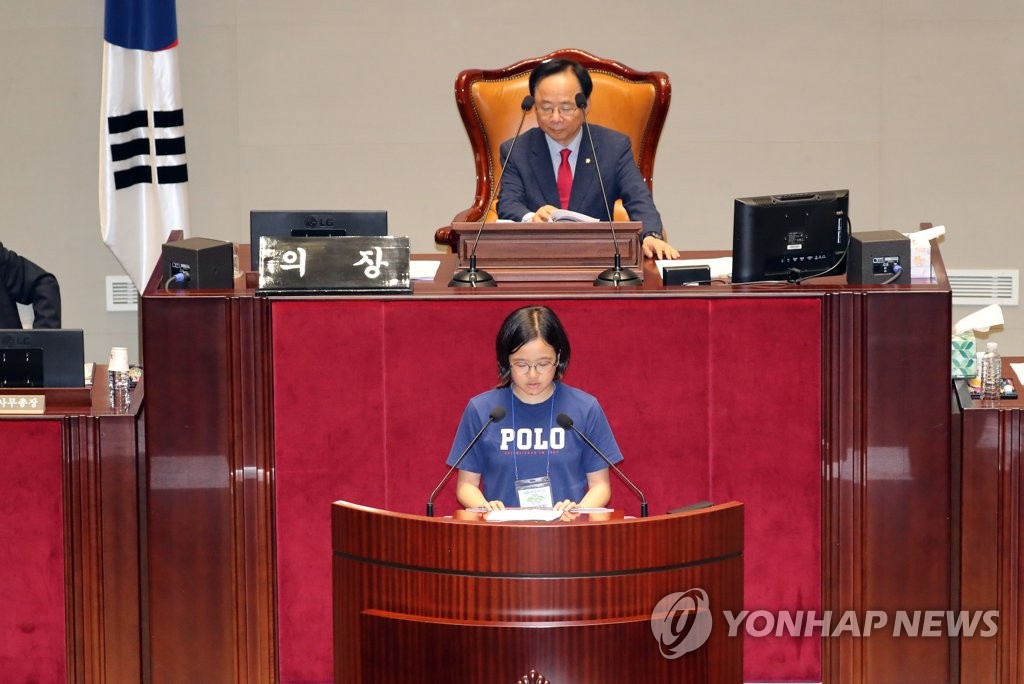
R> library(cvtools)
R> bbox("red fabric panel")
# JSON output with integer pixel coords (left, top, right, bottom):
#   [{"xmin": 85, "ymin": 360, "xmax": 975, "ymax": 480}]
[
  {"xmin": 273, "ymin": 297, "xmax": 821, "ymax": 683},
  {"xmin": 0, "ymin": 420, "xmax": 66, "ymax": 683},
  {"xmin": 273, "ymin": 301, "xmax": 388, "ymax": 681},
  {"xmin": 709, "ymin": 298, "xmax": 823, "ymax": 680}
]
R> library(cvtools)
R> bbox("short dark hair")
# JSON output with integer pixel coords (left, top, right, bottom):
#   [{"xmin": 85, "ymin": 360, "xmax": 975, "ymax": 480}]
[
  {"xmin": 495, "ymin": 305, "xmax": 571, "ymax": 387},
  {"xmin": 528, "ymin": 59, "xmax": 593, "ymax": 100}
]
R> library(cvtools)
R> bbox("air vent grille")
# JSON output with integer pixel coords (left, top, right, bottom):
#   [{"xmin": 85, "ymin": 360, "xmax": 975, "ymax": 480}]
[
  {"xmin": 947, "ymin": 269, "xmax": 1018, "ymax": 306},
  {"xmin": 105, "ymin": 275, "xmax": 139, "ymax": 312}
]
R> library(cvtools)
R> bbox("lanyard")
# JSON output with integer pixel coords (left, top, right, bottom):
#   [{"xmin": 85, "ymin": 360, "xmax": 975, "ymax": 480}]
[{"xmin": 510, "ymin": 383, "xmax": 557, "ymax": 481}]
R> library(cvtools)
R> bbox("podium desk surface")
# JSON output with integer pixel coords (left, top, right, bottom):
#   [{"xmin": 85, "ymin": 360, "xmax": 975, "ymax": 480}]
[{"xmin": 165, "ymin": 243, "xmax": 950, "ymax": 299}]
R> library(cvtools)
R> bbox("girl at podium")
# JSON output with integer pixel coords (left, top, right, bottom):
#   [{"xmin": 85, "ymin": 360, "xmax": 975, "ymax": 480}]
[{"xmin": 446, "ymin": 305, "xmax": 624, "ymax": 513}]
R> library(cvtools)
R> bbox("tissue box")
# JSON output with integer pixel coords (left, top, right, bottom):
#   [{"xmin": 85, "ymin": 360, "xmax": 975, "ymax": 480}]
[
  {"xmin": 951, "ymin": 332, "xmax": 977, "ymax": 378},
  {"xmin": 910, "ymin": 241, "xmax": 932, "ymax": 279}
]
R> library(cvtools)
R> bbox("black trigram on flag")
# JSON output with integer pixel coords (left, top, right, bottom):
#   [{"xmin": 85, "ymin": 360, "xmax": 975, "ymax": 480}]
[{"xmin": 107, "ymin": 109, "xmax": 188, "ymax": 190}]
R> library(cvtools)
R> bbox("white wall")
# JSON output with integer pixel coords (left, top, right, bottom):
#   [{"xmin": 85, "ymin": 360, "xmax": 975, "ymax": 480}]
[{"xmin": 1, "ymin": 0, "xmax": 1021, "ymax": 363}]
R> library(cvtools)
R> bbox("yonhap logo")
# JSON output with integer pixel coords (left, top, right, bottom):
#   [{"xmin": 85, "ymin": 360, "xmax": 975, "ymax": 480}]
[{"xmin": 650, "ymin": 588, "xmax": 712, "ymax": 658}]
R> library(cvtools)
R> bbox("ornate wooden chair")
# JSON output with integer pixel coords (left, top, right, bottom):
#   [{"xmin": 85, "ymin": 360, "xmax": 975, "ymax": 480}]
[{"xmin": 434, "ymin": 48, "xmax": 672, "ymax": 252}]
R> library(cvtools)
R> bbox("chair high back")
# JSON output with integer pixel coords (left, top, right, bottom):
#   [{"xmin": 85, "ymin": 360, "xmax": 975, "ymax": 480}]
[{"xmin": 435, "ymin": 48, "xmax": 671, "ymax": 251}]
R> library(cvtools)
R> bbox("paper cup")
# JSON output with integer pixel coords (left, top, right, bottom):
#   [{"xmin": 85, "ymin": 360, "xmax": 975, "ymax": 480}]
[{"xmin": 108, "ymin": 347, "xmax": 129, "ymax": 373}]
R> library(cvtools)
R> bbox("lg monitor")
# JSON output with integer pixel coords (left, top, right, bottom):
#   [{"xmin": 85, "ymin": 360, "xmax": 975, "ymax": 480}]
[
  {"xmin": 731, "ymin": 189, "xmax": 850, "ymax": 284},
  {"xmin": 0, "ymin": 328, "xmax": 85, "ymax": 388},
  {"xmin": 249, "ymin": 210, "xmax": 388, "ymax": 271}
]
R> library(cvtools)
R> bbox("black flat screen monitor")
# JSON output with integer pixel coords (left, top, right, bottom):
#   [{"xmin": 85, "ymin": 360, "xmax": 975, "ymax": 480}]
[
  {"xmin": 0, "ymin": 329, "xmax": 85, "ymax": 388},
  {"xmin": 731, "ymin": 189, "xmax": 850, "ymax": 284},
  {"xmin": 249, "ymin": 210, "xmax": 388, "ymax": 271}
]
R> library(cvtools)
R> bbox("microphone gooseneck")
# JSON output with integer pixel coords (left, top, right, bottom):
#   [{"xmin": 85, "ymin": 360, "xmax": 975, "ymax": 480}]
[
  {"xmin": 426, "ymin": 406, "xmax": 507, "ymax": 516},
  {"xmin": 449, "ymin": 95, "xmax": 536, "ymax": 288},
  {"xmin": 556, "ymin": 413, "xmax": 647, "ymax": 517},
  {"xmin": 575, "ymin": 92, "xmax": 641, "ymax": 288}
]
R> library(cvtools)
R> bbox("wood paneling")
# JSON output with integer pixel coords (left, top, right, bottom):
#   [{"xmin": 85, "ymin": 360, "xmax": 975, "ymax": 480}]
[
  {"xmin": 955, "ymin": 371, "xmax": 1024, "ymax": 683},
  {"xmin": 0, "ymin": 378, "xmax": 144, "ymax": 683},
  {"xmin": 333, "ymin": 502, "xmax": 742, "ymax": 683}
]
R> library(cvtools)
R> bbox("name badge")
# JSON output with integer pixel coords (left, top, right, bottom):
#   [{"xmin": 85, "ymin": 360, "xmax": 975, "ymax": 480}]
[{"xmin": 515, "ymin": 476, "xmax": 554, "ymax": 508}]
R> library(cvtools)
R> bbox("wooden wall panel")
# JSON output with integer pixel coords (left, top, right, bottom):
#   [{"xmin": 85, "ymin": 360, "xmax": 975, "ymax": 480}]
[{"xmin": 956, "ymin": 380, "xmax": 1023, "ymax": 683}]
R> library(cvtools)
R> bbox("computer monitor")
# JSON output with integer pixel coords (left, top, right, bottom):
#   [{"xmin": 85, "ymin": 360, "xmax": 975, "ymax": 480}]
[
  {"xmin": 731, "ymin": 189, "xmax": 850, "ymax": 284},
  {"xmin": 249, "ymin": 210, "xmax": 388, "ymax": 271},
  {"xmin": 0, "ymin": 329, "xmax": 85, "ymax": 388}
]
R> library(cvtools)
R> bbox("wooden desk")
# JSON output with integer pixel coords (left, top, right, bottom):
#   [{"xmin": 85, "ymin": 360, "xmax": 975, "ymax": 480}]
[
  {"xmin": 953, "ymin": 358, "xmax": 1024, "ymax": 683},
  {"xmin": 0, "ymin": 372, "xmax": 144, "ymax": 683},
  {"xmin": 140, "ymin": 243, "xmax": 952, "ymax": 683}
]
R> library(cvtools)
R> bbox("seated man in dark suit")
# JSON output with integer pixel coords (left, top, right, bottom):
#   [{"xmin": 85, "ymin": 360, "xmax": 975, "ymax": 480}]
[
  {"xmin": 0, "ymin": 241, "xmax": 61, "ymax": 329},
  {"xmin": 496, "ymin": 58, "xmax": 680, "ymax": 260}
]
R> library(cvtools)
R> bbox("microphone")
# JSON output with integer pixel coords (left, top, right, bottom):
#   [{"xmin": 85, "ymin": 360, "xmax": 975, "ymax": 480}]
[
  {"xmin": 575, "ymin": 92, "xmax": 641, "ymax": 288},
  {"xmin": 426, "ymin": 406, "xmax": 507, "ymax": 516},
  {"xmin": 449, "ymin": 95, "xmax": 536, "ymax": 288},
  {"xmin": 556, "ymin": 413, "xmax": 647, "ymax": 517}
]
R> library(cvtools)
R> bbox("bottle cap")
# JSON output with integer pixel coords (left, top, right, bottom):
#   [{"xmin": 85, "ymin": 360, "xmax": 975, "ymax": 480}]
[{"xmin": 987, "ymin": 342, "xmax": 998, "ymax": 352}]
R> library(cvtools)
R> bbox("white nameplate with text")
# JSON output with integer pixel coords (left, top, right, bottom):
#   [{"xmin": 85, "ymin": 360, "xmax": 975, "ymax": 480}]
[{"xmin": 0, "ymin": 394, "xmax": 45, "ymax": 414}]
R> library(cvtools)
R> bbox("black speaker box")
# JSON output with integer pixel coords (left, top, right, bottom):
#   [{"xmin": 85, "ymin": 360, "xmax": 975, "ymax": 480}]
[
  {"xmin": 161, "ymin": 237, "xmax": 234, "ymax": 290},
  {"xmin": 848, "ymin": 230, "xmax": 911, "ymax": 285},
  {"xmin": 662, "ymin": 265, "xmax": 711, "ymax": 286}
]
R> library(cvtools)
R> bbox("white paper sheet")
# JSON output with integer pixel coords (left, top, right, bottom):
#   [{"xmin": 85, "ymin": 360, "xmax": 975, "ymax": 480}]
[
  {"xmin": 1011, "ymin": 363, "xmax": 1024, "ymax": 386},
  {"xmin": 482, "ymin": 508, "xmax": 563, "ymax": 522},
  {"xmin": 410, "ymin": 260, "xmax": 441, "ymax": 280}
]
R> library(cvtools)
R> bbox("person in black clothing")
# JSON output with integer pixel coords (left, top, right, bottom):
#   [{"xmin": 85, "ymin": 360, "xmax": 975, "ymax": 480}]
[{"xmin": 0, "ymin": 241, "xmax": 61, "ymax": 329}]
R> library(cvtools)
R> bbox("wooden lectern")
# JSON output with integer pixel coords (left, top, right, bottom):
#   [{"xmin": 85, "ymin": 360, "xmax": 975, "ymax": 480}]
[
  {"xmin": 332, "ymin": 500, "xmax": 744, "ymax": 683},
  {"xmin": 449, "ymin": 221, "xmax": 644, "ymax": 282}
]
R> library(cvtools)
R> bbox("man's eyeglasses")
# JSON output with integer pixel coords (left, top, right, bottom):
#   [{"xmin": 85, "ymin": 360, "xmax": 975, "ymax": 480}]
[
  {"xmin": 536, "ymin": 104, "xmax": 578, "ymax": 117},
  {"xmin": 510, "ymin": 360, "xmax": 557, "ymax": 374}
]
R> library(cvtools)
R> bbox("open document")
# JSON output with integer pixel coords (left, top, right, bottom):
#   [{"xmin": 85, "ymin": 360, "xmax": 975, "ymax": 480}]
[{"xmin": 467, "ymin": 507, "xmax": 615, "ymax": 521}]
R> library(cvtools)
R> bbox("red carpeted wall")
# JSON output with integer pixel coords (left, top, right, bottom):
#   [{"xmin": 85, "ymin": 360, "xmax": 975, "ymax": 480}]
[
  {"xmin": 272, "ymin": 297, "xmax": 822, "ymax": 682},
  {"xmin": 0, "ymin": 420, "xmax": 67, "ymax": 683}
]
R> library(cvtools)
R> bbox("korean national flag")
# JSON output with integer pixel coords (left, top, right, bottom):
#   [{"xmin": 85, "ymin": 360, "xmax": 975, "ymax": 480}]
[{"xmin": 99, "ymin": 0, "xmax": 190, "ymax": 291}]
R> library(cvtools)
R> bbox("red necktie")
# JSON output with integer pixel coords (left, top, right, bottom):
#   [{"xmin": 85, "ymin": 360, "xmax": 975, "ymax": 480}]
[{"xmin": 557, "ymin": 148, "xmax": 572, "ymax": 209}]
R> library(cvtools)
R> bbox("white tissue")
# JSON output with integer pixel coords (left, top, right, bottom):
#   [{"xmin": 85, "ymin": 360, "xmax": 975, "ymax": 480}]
[
  {"xmin": 904, "ymin": 225, "xmax": 946, "ymax": 243},
  {"xmin": 953, "ymin": 304, "xmax": 1004, "ymax": 336}
]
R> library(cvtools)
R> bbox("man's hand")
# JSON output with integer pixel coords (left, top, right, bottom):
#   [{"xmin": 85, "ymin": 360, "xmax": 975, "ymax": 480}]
[
  {"xmin": 642, "ymin": 236, "xmax": 680, "ymax": 260},
  {"xmin": 531, "ymin": 205, "xmax": 559, "ymax": 222}
]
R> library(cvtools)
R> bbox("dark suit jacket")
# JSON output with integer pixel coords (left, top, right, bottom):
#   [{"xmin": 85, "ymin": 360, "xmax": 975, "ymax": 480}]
[
  {"xmin": 495, "ymin": 125, "xmax": 663, "ymax": 234},
  {"xmin": 0, "ymin": 242, "xmax": 61, "ymax": 329}
]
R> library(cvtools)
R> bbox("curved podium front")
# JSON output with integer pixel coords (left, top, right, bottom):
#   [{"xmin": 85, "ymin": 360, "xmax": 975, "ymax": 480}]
[{"xmin": 332, "ymin": 501, "xmax": 743, "ymax": 683}]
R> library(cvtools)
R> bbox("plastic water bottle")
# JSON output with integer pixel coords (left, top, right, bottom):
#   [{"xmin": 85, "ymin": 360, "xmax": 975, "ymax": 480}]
[
  {"xmin": 108, "ymin": 346, "xmax": 131, "ymax": 411},
  {"xmin": 109, "ymin": 369, "xmax": 131, "ymax": 411},
  {"xmin": 979, "ymin": 342, "xmax": 1002, "ymax": 401}
]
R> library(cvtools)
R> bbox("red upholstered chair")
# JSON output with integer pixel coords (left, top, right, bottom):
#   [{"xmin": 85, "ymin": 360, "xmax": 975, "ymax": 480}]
[
  {"xmin": 515, "ymin": 670, "xmax": 551, "ymax": 684},
  {"xmin": 435, "ymin": 48, "xmax": 672, "ymax": 252}
]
